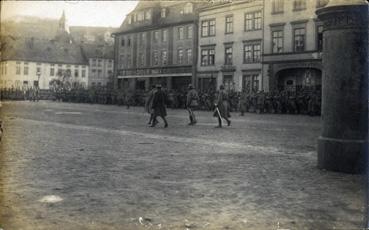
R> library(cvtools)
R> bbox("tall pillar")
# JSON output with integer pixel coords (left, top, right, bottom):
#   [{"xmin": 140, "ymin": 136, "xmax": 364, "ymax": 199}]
[{"xmin": 316, "ymin": 0, "xmax": 368, "ymax": 173}]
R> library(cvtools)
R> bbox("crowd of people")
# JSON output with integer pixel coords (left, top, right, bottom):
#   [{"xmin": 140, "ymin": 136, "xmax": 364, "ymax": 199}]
[{"xmin": 0, "ymin": 85, "xmax": 321, "ymax": 117}]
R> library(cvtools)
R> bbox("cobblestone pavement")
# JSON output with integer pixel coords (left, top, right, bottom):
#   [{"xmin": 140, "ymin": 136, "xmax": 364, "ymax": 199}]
[{"xmin": 0, "ymin": 101, "xmax": 365, "ymax": 230}]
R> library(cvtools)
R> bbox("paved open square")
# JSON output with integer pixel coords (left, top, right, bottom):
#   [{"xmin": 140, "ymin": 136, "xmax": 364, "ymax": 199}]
[{"xmin": 0, "ymin": 101, "xmax": 365, "ymax": 229}]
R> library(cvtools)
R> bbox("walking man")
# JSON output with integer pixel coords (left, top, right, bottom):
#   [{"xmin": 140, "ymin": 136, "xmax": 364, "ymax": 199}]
[
  {"xmin": 150, "ymin": 84, "xmax": 168, "ymax": 128},
  {"xmin": 186, "ymin": 84, "xmax": 199, "ymax": 125},
  {"xmin": 214, "ymin": 85, "xmax": 231, "ymax": 128},
  {"xmin": 145, "ymin": 85, "xmax": 157, "ymax": 125}
]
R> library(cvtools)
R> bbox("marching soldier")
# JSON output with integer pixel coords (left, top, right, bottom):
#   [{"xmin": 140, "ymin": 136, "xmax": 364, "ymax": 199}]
[
  {"xmin": 145, "ymin": 85, "xmax": 157, "ymax": 125},
  {"xmin": 186, "ymin": 84, "xmax": 199, "ymax": 125},
  {"xmin": 214, "ymin": 85, "xmax": 231, "ymax": 128},
  {"xmin": 150, "ymin": 84, "xmax": 168, "ymax": 128}
]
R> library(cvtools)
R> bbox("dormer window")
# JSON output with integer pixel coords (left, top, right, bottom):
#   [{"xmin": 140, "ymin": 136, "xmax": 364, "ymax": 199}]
[
  {"xmin": 138, "ymin": 12, "xmax": 144, "ymax": 21},
  {"xmin": 184, "ymin": 3, "xmax": 193, "ymax": 14},
  {"xmin": 128, "ymin": 15, "xmax": 132, "ymax": 24},
  {"xmin": 145, "ymin": 10, "xmax": 151, "ymax": 20},
  {"xmin": 161, "ymin": 8, "xmax": 167, "ymax": 18}
]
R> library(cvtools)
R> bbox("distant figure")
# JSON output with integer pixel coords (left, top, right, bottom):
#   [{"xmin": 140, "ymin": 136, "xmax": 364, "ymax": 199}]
[
  {"xmin": 213, "ymin": 85, "xmax": 231, "ymax": 128},
  {"xmin": 150, "ymin": 84, "xmax": 168, "ymax": 128},
  {"xmin": 145, "ymin": 85, "xmax": 157, "ymax": 125},
  {"xmin": 186, "ymin": 84, "xmax": 199, "ymax": 125}
]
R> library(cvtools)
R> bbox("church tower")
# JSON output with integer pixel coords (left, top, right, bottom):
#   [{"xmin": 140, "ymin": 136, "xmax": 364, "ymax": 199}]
[{"xmin": 55, "ymin": 10, "xmax": 72, "ymax": 43}]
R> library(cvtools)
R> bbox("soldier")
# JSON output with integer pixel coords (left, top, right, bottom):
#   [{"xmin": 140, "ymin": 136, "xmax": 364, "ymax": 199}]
[
  {"xmin": 186, "ymin": 84, "xmax": 199, "ymax": 125},
  {"xmin": 239, "ymin": 89, "xmax": 247, "ymax": 116},
  {"xmin": 145, "ymin": 85, "xmax": 157, "ymax": 125},
  {"xmin": 213, "ymin": 85, "xmax": 231, "ymax": 128},
  {"xmin": 150, "ymin": 84, "xmax": 168, "ymax": 128}
]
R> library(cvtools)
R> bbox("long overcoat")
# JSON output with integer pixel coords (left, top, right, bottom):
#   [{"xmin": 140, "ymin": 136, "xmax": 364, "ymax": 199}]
[
  {"xmin": 214, "ymin": 89, "xmax": 230, "ymax": 118},
  {"xmin": 152, "ymin": 89, "xmax": 167, "ymax": 117}
]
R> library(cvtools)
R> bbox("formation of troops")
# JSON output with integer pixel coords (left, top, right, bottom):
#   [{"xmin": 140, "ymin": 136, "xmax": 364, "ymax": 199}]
[{"xmin": 0, "ymin": 84, "xmax": 321, "ymax": 127}]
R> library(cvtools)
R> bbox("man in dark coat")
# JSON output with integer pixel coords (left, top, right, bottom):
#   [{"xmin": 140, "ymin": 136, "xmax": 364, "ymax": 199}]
[
  {"xmin": 145, "ymin": 85, "xmax": 157, "ymax": 125},
  {"xmin": 186, "ymin": 84, "xmax": 199, "ymax": 125},
  {"xmin": 214, "ymin": 85, "xmax": 231, "ymax": 128},
  {"xmin": 150, "ymin": 84, "xmax": 168, "ymax": 128}
]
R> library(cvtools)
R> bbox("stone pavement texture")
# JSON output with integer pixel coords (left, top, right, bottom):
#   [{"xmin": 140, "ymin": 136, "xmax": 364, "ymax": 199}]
[{"xmin": 0, "ymin": 101, "xmax": 365, "ymax": 230}]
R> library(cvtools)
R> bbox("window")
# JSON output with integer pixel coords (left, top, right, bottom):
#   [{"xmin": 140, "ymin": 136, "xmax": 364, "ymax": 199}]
[
  {"xmin": 177, "ymin": 49, "xmax": 184, "ymax": 64},
  {"xmin": 223, "ymin": 75, "xmax": 234, "ymax": 91},
  {"xmin": 187, "ymin": 26, "xmax": 193, "ymax": 39},
  {"xmin": 154, "ymin": 31, "xmax": 160, "ymax": 42},
  {"xmin": 243, "ymin": 74, "xmax": 260, "ymax": 92},
  {"xmin": 153, "ymin": 51, "xmax": 159, "ymax": 66},
  {"xmin": 224, "ymin": 46, "xmax": 233, "ymax": 65},
  {"xmin": 184, "ymin": 3, "xmax": 193, "ymax": 14},
  {"xmin": 74, "ymin": 69, "xmax": 79, "ymax": 77},
  {"xmin": 272, "ymin": 30, "xmax": 284, "ymax": 53},
  {"xmin": 128, "ymin": 15, "xmax": 132, "ymax": 24},
  {"xmin": 162, "ymin": 30, "xmax": 168, "ymax": 42},
  {"xmin": 50, "ymin": 65, "xmax": 55, "ymax": 76},
  {"xmin": 293, "ymin": 27, "xmax": 306, "ymax": 52},
  {"xmin": 272, "ymin": 0, "xmax": 284, "ymax": 14},
  {"xmin": 161, "ymin": 8, "xmax": 167, "ymax": 18},
  {"xmin": 121, "ymin": 37, "xmax": 125, "ymax": 46},
  {"xmin": 139, "ymin": 53, "xmax": 144, "ymax": 66},
  {"xmin": 245, "ymin": 11, "xmax": 262, "ymax": 31},
  {"xmin": 127, "ymin": 37, "xmax": 131, "ymax": 46},
  {"xmin": 16, "ymin": 62, "xmax": 21, "ymax": 75},
  {"xmin": 201, "ymin": 19, "xmax": 216, "ymax": 37},
  {"xmin": 119, "ymin": 55, "xmax": 124, "ymax": 68},
  {"xmin": 98, "ymin": 59, "xmax": 102, "ymax": 67},
  {"xmin": 145, "ymin": 10, "xmax": 151, "ymax": 20},
  {"xmin": 225, "ymin": 15, "xmax": 233, "ymax": 34},
  {"xmin": 126, "ymin": 54, "xmax": 131, "ymax": 67},
  {"xmin": 24, "ymin": 62, "xmax": 29, "ymax": 75},
  {"xmin": 178, "ymin": 27, "xmax": 184, "ymax": 40},
  {"xmin": 140, "ymin": 32, "xmax": 146, "ymax": 44},
  {"xmin": 92, "ymin": 59, "xmax": 97, "ymax": 66},
  {"xmin": 316, "ymin": 0, "xmax": 329, "ymax": 8},
  {"xmin": 162, "ymin": 50, "xmax": 168, "ymax": 65},
  {"xmin": 201, "ymin": 47, "xmax": 215, "ymax": 66},
  {"xmin": 108, "ymin": 60, "xmax": 113, "ymax": 68},
  {"xmin": 187, "ymin": 49, "xmax": 192, "ymax": 64},
  {"xmin": 137, "ymin": 12, "xmax": 144, "ymax": 21},
  {"xmin": 98, "ymin": 69, "xmax": 102, "ymax": 77},
  {"xmin": 317, "ymin": 25, "xmax": 323, "ymax": 51},
  {"xmin": 294, "ymin": 0, "xmax": 306, "ymax": 11},
  {"xmin": 82, "ymin": 69, "xmax": 86, "ymax": 78},
  {"xmin": 244, "ymin": 42, "xmax": 261, "ymax": 63}
]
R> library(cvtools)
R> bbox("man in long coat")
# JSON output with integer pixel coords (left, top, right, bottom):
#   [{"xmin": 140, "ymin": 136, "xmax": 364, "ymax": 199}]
[
  {"xmin": 145, "ymin": 85, "xmax": 157, "ymax": 125},
  {"xmin": 186, "ymin": 84, "xmax": 199, "ymax": 125},
  {"xmin": 214, "ymin": 85, "xmax": 231, "ymax": 128},
  {"xmin": 150, "ymin": 84, "xmax": 168, "ymax": 128}
]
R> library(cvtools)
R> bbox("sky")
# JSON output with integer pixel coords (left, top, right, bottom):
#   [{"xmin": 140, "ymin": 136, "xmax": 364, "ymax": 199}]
[{"xmin": 1, "ymin": 0, "xmax": 139, "ymax": 27}]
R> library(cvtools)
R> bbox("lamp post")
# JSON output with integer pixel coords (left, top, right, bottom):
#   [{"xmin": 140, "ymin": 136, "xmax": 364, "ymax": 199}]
[{"xmin": 316, "ymin": 0, "xmax": 368, "ymax": 173}]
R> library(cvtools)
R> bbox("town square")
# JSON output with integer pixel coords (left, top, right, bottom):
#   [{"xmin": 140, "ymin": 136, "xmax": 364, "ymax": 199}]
[{"xmin": 0, "ymin": 0, "xmax": 368, "ymax": 229}]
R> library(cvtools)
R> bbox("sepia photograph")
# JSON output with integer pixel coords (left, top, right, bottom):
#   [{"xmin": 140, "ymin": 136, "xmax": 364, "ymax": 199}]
[{"xmin": 0, "ymin": 0, "xmax": 368, "ymax": 229}]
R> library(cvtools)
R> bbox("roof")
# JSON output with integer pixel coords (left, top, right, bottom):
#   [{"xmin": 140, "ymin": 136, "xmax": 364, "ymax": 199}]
[
  {"xmin": 81, "ymin": 43, "xmax": 114, "ymax": 59},
  {"xmin": 114, "ymin": 1, "xmax": 209, "ymax": 35},
  {"xmin": 1, "ymin": 37, "xmax": 88, "ymax": 65},
  {"xmin": 70, "ymin": 26, "xmax": 116, "ymax": 45}
]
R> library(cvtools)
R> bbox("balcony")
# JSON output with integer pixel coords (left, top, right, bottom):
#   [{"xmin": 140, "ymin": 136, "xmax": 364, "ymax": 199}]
[{"xmin": 221, "ymin": 64, "xmax": 236, "ymax": 72}]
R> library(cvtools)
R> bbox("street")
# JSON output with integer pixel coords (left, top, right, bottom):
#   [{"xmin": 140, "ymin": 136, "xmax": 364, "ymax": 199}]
[{"xmin": 0, "ymin": 101, "xmax": 365, "ymax": 230}]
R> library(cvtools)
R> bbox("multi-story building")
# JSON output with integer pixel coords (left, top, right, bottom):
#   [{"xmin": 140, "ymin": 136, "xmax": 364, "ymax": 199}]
[
  {"xmin": 197, "ymin": 0, "xmax": 263, "ymax": 92},
  {"xmin": 81, "ymin": 44, "xmax": 114, "ymax": 87},
  {"xmin": 113, "ymin": 1, "xmax": 207, "ymax": 92},
  {"xmin": 262, "ymin": 0, "xmax": 328, "ymax": 93},
  {"xmin": 0, "ymin": 12, "xmax": 89, "ymax": 90},
  {"xmin": 0, "ymin": 37, "xmax": 89, "ymax": 90}
]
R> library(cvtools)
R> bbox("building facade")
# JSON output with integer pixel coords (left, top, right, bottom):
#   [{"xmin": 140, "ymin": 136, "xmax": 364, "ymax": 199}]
[
  {"xmin": 113, "ymin": 1, "xmax": 207, "ymax": 92},
  {"xmin": 0, "ymin": 12, "xmax": 89, "ymax": 90},
  {"xmin": 197, "ymin": 0, "xmax": 263, "ymax": 92},
  {"xmin": 82, "ymin": 44, "xmax": 114, "ymax": 87},
  {"xmin": 262, "ymin": 0, "xmax": 328, "ymax": 93}
]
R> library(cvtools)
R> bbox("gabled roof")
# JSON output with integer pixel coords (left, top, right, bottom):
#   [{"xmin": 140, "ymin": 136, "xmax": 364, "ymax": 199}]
[{"xmin": 1, "ymin": 37, "xmax": 88, "ymax": 65}]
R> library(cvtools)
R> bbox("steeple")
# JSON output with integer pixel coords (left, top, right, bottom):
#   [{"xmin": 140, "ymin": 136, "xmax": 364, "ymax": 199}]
[{"xmin": 55, "ymin": 10, "xmax": 72, "ymax": 43}]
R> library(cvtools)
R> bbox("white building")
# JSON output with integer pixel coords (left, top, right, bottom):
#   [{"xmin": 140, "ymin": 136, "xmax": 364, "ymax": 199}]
[{"xmin": 0, "ymin": 37, "xmax": 89, "ymax": 90}]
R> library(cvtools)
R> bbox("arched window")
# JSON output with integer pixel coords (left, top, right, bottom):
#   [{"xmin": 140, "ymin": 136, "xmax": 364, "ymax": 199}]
[
  {"xmin": 161, "ymin": 8, "xmax": 167, "ymax": 18},
  {"xmin": 184, "ymin": 3, "xmax": 193, "ymax": 14}
]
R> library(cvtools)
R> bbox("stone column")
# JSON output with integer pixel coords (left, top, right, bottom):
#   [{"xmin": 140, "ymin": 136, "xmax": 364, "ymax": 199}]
[{"xmin": 316, "ymin": 0, "xmax": 368, "ymax": 173}]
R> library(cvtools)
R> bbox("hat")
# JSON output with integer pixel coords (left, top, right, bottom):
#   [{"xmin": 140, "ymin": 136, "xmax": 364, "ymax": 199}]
[
  {"xmin": 156, "ymin": 84, "xmax": 162, "ymax": 88},
  {"xmin": 188, "ymin": 84, "xmax": 194, "ymax": 89}
]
